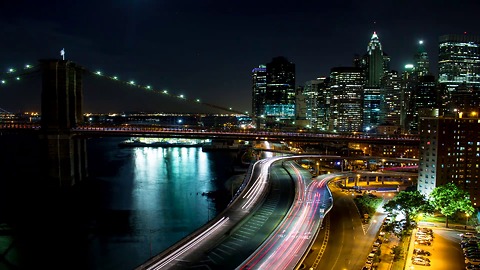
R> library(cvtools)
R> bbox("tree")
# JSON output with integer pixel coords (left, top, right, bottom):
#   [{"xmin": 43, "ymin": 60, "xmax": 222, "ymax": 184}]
[
  {"xmin": 383, "ymin": 191, "xmax": 431, "ymax": 232},
  {"xmin": 429, "ymin": 182, "xmax": 475, "ymax": 228}
]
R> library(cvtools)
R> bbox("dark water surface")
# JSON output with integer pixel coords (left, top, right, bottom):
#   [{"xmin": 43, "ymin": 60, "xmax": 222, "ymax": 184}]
[{"xmin": 0, "ymin": 135, "xmax": 240, "ymax": 270}]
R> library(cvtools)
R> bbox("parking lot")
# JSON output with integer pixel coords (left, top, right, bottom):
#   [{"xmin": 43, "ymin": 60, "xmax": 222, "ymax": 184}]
[{"xmin": 405, "ymin": 225, "xmax": 470, "ymax": 270}]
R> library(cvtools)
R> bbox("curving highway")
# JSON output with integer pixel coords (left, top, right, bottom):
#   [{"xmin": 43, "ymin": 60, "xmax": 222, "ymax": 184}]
[{"xmin": 136, "ymin": 155, "xmax": 336, "ymax": 270}]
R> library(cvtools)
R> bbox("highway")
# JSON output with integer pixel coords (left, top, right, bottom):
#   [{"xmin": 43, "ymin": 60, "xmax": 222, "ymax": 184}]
[
  {"xmin": 136, "ymin": 155, "xmax": 336, "ymax": 270},
  {"xmin": 237, "ymin": 171, "xmax": 336, "ymax": 269},
  {"xmin": 315, "ymin": 182, "xmax": 385, "ymax": 269},
  {"xmin": 135, "ymin": 156, "xmax": 298, "ymax": 269},
  {"xmin": 135, "ymin": 154, "xmax": 412, "ymax": 270}
]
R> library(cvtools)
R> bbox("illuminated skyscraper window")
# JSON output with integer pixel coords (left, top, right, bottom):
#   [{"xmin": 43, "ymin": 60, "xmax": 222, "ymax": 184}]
[{"xmin": 438, "ymin": 34, "xmax": 480, "ymax": 92}]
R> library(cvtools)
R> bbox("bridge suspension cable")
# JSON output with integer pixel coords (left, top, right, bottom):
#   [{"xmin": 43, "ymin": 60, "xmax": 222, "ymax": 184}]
[
  {"xmin": 0, "ymin": 64, "xmax": 40, "ymax": 86},
  {"xmin": 0, "ymin": 107, "xmax": 11, "ymax": 113},
  {"xmin": 81, "ymin": 65, "xmax": 249, "ymax": 116},
  {"xmin": 0, "ymin": 61, "xmax": 250, "ymax": 117}
]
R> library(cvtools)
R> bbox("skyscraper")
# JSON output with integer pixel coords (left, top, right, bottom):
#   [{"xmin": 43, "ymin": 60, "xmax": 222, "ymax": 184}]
[
  {"xmin": 362, "ymin": 32, "xmax": 391, "ymax": 132},
  {"xmin": 252, "ymin": 65, "xmax": 267, "ymax": 118},
  {"xmin": 329, "ymin": 67, "xmax": 364, "ymax": 132},
  {"xmin": 382, "ymin": 70, "xmax": 402, "ymax": 127},
  {"xmin": 408, "ymin": 75, "xmax": 439, "ymax": 132},
  {"xmin": 400, "ymin": 64, "xmax": 416, "ymax": 133},
  {"xmin": 438, "ymin": 34, "xmax": 480, "ymax": 92},
  {"xmin": 366, "ymin": 32, "xmax": 388, "ymax": 87},
  {"xmin": 414, "ymin": 40, "xmax": 430, "ymax": 77},
  {"xmin": 301, "ymin": 77, "xmax": 330, "ymax": 130}
]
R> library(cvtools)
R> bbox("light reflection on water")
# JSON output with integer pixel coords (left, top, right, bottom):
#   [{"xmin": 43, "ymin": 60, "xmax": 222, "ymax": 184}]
[
  {"xmin": 0, "ymin": 135, "xmax": 238, "ymax": 270},
  {"xmin": 86, "ymin": 139, "xmax": 236, "ymax": 270}
]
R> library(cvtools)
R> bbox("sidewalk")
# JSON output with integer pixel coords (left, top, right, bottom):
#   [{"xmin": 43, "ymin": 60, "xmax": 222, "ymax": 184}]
[{"xmin": 376, "ymin": 232, "xmax": 402, "ymax": 270}]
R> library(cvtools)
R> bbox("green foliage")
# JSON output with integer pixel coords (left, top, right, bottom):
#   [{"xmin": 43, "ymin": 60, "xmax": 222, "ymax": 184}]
[
  {"xmin": 353, "ymin": 194, "xmax": 383, "ymax": 217},
  {"xmin": 391, "ymin": 245, "xmax": 403, "ymax": 261},
  {"xmin": 383, "ymin": 191, "xmax": 431, "ymax": 222},
  {"xmin": 429, "ymin": 183, "xmax": 475, "ymax": 227}
]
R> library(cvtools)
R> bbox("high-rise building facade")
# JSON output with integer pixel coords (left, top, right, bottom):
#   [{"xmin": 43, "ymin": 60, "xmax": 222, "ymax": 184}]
[
  {"xmin": 252, "ymin": 65, "xmax": 267, "ymax": 118},
  {"xmin": 418, "ymin": 113, "xmax": 480, "ymax": 206},
  {"xmin": 301, "ymin": 77, "xmax": 330, "ymax": 130},
  {"xmin": 329, "ymin": 67, "xmax": 364, "ymax": 132},
  {"xmin": 264, "ymin": 57, "xmax": 296, "ymax": 122},
  {"xmin": 408, "ymin": 75, "xmax": 439, "ymax": 132},
  {"xmin": 362, "ymin": 32, "xmax": 391, "ymax": 132},
  {"xmin": 400, "ymin": 64, "xmax": 416, "ymax": 133},
  {"xmin": 251, "ymin": 57, "xmax": 296, "ymax": 126},
  {"xmin": 382, "ymin": 70, "xmax": 402, "ymax": 127},
  {"xmin": 363, "ymin": 87, "xmax": 382, "ymax": 132},
  {"xmin": 366, "ymin": 32, "xmax": 388, "ymax": 87},
  {"xmin": 414, "ymin": 40, "xmax": 430, "ymax": 77},
  {"xmin": 438, "ymin": 34, "xmax": 480, "ymax": 92}
]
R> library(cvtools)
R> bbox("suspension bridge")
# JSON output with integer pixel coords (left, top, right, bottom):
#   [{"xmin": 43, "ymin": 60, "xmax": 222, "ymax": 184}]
[{"xmin": 0, "ymin": 59, "xmax": 248, "ymax": 115}]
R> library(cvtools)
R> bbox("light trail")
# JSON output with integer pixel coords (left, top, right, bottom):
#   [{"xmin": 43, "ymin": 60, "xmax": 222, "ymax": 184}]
[{"xmin": 146, "ymin": 216, "xmax": 230, "ymax": 270}]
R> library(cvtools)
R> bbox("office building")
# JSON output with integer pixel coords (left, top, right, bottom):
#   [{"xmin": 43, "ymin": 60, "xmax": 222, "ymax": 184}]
[
  {"xmin": 252, "ymin": 57, "xmax": 295, "ymax": 126},
  {"xmin": 414, "ymin": 40, "xmax": 430, "ymax": 77},
  {"xmin": 251, "ymin": 65, "xmax": 267, "ymax": 120},
  {"xmin": 408, "ymin": 75, "xmax": 439, "ymax": 132},
  {"xmin": 362, "ymin": 32, "xmax": 391, "ymax": 131},
  {"xmin": 366, "ymin": 32, "xmax": 389, "ymax": 87},
  {"xmin": 438, "ymin": 34, "xmax": 480, "ymax": 92},
  {"xmin": 329, "ymin": 67, "xmax": 364, "ymax": 132},
  {"xmin": 301, "ymin": 77, "xmax": 330, "ymax": 130},
  {"xmin": 382, "ymin": 70, "xmax": 402, "ymax": 128}
]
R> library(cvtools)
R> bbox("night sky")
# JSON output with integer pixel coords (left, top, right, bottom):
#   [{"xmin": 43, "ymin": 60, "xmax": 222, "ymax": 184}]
[{"xmin": 0, "ymin": 0, "xmax": 479, "ymax": 113}]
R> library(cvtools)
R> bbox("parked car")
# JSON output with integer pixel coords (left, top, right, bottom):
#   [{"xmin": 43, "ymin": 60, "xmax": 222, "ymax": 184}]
[
  {"xmin": 463, "ymin": 232, "xmax": 476, "ymax": 239},
  {"xmin": 418, "ymin": 227, "xmax": 433, "ymax": 234},
  {"xmin": 413, "ymin": 248, "xmax": 431, "ymax": 256},
  {"xmin": 416, "ymin": 234, "xmax": 433, "ymax": 240},
  {"xmin": 367, "ymin": 252, "xmax": 375, "ymax": 262},
  {"xmin": 416, "ymin": 239, "xmax": 432, "ymax": 246},
  {"xmin": 412, "ymin": 255, "xmax": 430, "ymax": 262},
  {"xmin": 412, "ymin": 257, "xmax": 430, "ymax": 266},
  {"xmin": 466, "ymin": 256, "xmax": 480, "ymax": 265}
]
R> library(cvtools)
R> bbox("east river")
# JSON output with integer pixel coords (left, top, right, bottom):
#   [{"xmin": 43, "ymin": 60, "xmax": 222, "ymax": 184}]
[{"xmin": 0, "ymin": 135, "xmax": 243, "ymax": 270}]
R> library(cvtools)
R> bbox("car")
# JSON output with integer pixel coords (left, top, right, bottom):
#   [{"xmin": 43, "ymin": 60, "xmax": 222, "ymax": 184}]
[
  {"xmin": 466, "ymin": 264, "xmax": 480, "ymax": 270},
  {"xmin": 416, "ymin": 231, "xmax": 433, "ymax": 238},
  {"xmin": 462, "ymin": 240, "xmax": 479, "ymax": 248},
  {"xmin": 466, "ymin": 257, "xmax": 480, "ymax": 265},
  {"xmin": 412, "ymin": 257, "xmax": 430, "ymax": 266},
  {"xmin": 416, "ymin": 239, "xmax": 432, "ymax": 246},
  {"xmin": 416, "ymin": 235, "xmax": 433, "ymax": 242},
  {"xmin": 367, "ymin": 252, "xmax": 375, "ymax": 262},
  {"xmin": 413, "ymin": 248, "xmax": 431, "ymax": 256},
  {"xmin": 418, "ymin": 227, "xmax": 433, "ymax": 234},
  {"xmin": 412, "ymin": 255, "xmax": 430, "ymax": 262},
  {"xmin": 364, "ymin": 260, "xmax": 373, "ymax": 269},
  {"xmin": 463, "ymin": 232, "xmax": 476, "ymax": 239}
]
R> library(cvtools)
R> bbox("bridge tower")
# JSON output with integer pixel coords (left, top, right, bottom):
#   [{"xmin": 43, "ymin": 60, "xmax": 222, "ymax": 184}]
[{"xmin": 39, "ymin": 59, "xmax": 88, "ymax": 187}]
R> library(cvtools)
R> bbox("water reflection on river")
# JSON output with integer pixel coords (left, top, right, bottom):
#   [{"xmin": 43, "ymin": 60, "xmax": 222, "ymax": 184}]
[{"xmin": 0, "ymin": 135, "xmax": 240, "ymax": 270}]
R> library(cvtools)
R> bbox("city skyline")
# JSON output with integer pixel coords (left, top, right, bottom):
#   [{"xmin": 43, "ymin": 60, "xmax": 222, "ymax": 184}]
[{"xmin": 0, "ymin": 0, "xmax": 479, "ymax": 113}]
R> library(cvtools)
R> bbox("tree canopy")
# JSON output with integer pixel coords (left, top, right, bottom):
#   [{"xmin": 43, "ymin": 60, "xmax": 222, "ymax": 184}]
[{"xmin": 429, "ymin": 182, "xmax": 474, "ymax": 227}]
